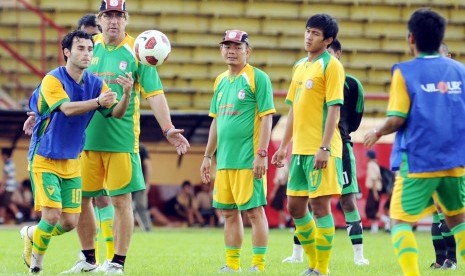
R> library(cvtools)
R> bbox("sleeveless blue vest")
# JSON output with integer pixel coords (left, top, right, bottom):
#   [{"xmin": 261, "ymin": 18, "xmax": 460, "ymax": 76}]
[
  {"xmin": 28, "ymin": 67, "xmax": 104, "ymax": 160},
  {"xmin": 390, "ymin": 56, "xmax": 465, "ymax": 173}
]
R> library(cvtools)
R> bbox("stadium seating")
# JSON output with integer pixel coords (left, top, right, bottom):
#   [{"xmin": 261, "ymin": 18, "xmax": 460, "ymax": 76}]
[{"xmin": 1, "ymin": 0, "xmax": 465, "ymax": 114}]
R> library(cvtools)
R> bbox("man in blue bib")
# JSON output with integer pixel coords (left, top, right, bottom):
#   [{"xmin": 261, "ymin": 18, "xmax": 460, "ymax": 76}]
[
  {"xmin": 20, "ymin": 29, "xmax": 132, "ymax": 274},
  {"xmin": 364, "ymin": 8, "xmax": 465, "ymax": 276}
]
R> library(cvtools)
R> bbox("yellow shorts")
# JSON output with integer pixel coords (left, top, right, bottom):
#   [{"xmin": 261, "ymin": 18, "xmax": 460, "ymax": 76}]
[
  {"xmin": 213, "ymin": 169, "xmax": 267, "ymax": 211},
  {"xmin": 80, "ymin": 150, "xmax": 145, "ymax": 197}
]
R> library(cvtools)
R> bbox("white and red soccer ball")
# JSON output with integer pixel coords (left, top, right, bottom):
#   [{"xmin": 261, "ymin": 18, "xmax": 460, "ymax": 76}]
[{"xmin": 133, "ymin": 30, "xmax": 171, "ymax": 67}]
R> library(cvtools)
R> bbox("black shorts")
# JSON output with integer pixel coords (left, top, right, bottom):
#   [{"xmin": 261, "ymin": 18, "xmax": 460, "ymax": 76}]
[
  {"xmin": 0, "ymin": 191, "xmax": 14, "ymax": 207},
  {"xmin": 270, "ymin": 185, "xmax": 287, "ymax": 211}
]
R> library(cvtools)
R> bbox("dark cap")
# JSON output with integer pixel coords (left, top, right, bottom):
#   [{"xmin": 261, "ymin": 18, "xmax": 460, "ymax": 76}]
[
  {"xmin": 220, "ymin": 30, "xmax": 249, "ymax": 45},
  {"xmin": 366, "ymin": 150, "xmax": 377, "ymax": 159},
  {"xmin": 99, "ymin": 0, "xmax": 126, "ymax": 13}
]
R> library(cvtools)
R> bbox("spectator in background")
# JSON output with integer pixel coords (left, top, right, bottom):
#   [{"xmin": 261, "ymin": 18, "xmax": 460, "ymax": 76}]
[
  {"xmin": 173, "ymin": 180, "xmax": 204, "ymax": 227},
  {"xmin": 364, "ymin": 150, "xmax": 382, "ymax": 233},
  {"xmin": 0, "ymin": 147, "xmax": 23, "ymax": 224},
  {"xmin": 149, "ymin": 203, "xmax": 175, "ymax": 227},
  {"xmin": 12, "ymin": 179, "xmax": 38, "ymax": 222},
  {"xmin": 132, "ymin": 143, "xmax": 152, "ymax": 232},
  {"xmin": 196, "ymin": 183, "xmax": 217, "ymax": 227}
]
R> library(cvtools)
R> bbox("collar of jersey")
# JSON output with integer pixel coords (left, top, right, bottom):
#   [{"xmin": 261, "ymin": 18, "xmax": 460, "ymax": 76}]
[
  {"xmin": 93, "ymin": 33, "xmax": 129, "ymax": 51},
  {"xmin": 308, "ymin": 50, "xmax": 329, "ymax": 63},
  {"xmin": 227, "ymin": 63, "xmax": 250, "ymax": 81},
  {"xmin": 418, "ymin": 52, "xmax": 439, "ymax": 58}
]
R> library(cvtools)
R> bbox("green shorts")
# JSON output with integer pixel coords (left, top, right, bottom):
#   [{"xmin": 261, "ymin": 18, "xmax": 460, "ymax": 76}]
[
  {"xmin": 287, "ymin": 154, "xmax": 343, "ymax": 198},
  {"xmin": 30, "ymin": 171, "xmax": 82, "ymax": 213},
  {"xmin": 213, "ymin": 169, "xmax": 267, "ymax": 211},
  {"xmin": 341, "ymin": 143, "xmax": 360, "ymax": 195},
  {"xmin": 390, "ymin": 157, "xmax": 465, "ymax": 222}
]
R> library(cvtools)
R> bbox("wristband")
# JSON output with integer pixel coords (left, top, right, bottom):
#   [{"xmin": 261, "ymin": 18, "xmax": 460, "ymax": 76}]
[
  {"xmin": 95, "ymin": 97, "xmax": 101, "ymax": 107},
  {"xmin": 204, "ymin": 155, "xmax": 212, "ymax": 159},
  {"xmin": 163, "ymin": 124, "xmax": 175, "ymax": 137},
  {"xmin": 373, "ymin": 129, "xmax": 382, "ymax": 138},
  {"xmin": 319, "ymin": 146, "xmax": 330, "ymax": 152},
  {"xmin": 257, "ymin": 148, "xmax": 268, "ymax": 158}
]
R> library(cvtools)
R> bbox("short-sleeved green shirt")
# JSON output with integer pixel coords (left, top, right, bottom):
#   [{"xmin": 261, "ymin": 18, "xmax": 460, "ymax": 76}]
[
  {"xmin": 84, "ymin": 33, "xmax": 164, "ymax": 153},
  {"xmin": 209, "ymin": 64, "xmax": 276, "ymax": 169}
]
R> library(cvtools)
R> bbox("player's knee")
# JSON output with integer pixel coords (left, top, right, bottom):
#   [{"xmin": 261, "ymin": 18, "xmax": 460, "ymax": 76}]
[
  {"xmin": 221, "ymin": 209, "xmax": 239, "ymax": 221},
  {"xmin": 111, "ymin": 194, "xmax": 131, "ymax": 209},
  {"xmin": 60, "ymin": 220, "xmax": 77, "ymax": 232},
  {"xmin": 94, "ymin": 195, "xmax": 111, "ymax": 208},
  {"xmin": 60, "ymin": 214, "xmax": 80, "ymax": 231},
  {"xmin": 41, "ymin": 208, "xmax": 63, "ymax": 225},
  {"xmin": 340, "ymin": 195, "xmax": 356, "ymax": 212},
  {"xmin": 245, "ymin": 207, "xmax": 265, "ymax": 222},
  {"xmin": 287, "ymin": 200, "xmax": 308, "ymax": 219}
]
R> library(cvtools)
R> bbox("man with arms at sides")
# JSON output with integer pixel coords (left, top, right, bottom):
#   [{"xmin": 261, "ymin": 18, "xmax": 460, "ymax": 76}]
[
  {"xmin": 21, "ymin": 29, "xmax": 132, "ymax": 274},
  {"xmin": 200, "ymin": 30, "xmax": 275, "ymax": 272},
  {"xmin": 364, "ymin": 8, "xmax": 465, "ymax": 276},
  {"xmin": 63, "ymin": 0, "xmax": 190, "ymax": 274},
  {"xmin": 283, "ymin": 38, "xmax": 368, "ymax": 266},
  {"xmin": 271, "ymin": 14, "xmax": 344, "ymax": 276}
]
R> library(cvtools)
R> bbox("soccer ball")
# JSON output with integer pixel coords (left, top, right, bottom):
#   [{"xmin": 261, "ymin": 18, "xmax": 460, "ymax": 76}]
[{"xmin": 133, "ymin": 30, "xmax": 171, "ymax": 67}]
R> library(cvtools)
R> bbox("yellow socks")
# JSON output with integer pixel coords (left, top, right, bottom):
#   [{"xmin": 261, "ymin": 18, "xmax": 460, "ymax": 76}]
[
  {"xmin": 452, "ymin": 222, "xmax": 465, "ymax": 262},
  {"xmin": 251, "ymin": 246, "xmax": 266, "ymax": 272},
  {"xmin": 391, "ymin": 223, "xmax": 419, "ymax": 276},
  {"xmin": 314, "ymin": 214, "xmax": 335, "ymax": 275},
  {"xmin": 294, "ymin": 212, "xmax": 317, "ymax": 269},
  {"xmin": 94, "ymin": 206, "xmax": 101, "ymax": 264},
  {"xmin": 99, "ymin": 205, "xmax": 115, "ymax": 261},
  {"xmin": 51, "ymin": 223, "xmax": 66, "ymax": 236},
  {"xmin": 33, "ymin": 219, "xmax": 55, "ymax": 255},
  {"xmin": 225, "ymin": 246, "xmax": 241, "ymax": 270}
]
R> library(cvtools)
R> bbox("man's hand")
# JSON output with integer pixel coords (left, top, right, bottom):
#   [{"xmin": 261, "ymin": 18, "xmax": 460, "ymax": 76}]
[
  {"xmin": 23, "ymin": 112, "xmax": 36, "ymax": 136},
  {"xmin": 165, "ymin": 128, "xmax": 190, "ymax": 155},
  {"xmin": 314, "ymin": 149, "xmax": 330, "ymax": 169},
  {"xmin": 116, "ymin": 72, "xmax": 133, "ymax": 97},
  {"xmin": 271, "ymin": 148, "xmax": 287, "ymax": 168},
  {"xmin": 98, "ymin": 91, "xmax": 118, "ymax": 107},
  {"xmin": 364, "ymin": 130, "xmax": 380, "ymax": 149},
  {"xmin": 200, "ymin": 157, "xmax": 211, "ymax": 184},
  {"xmin": 253, "ymin": 156, "xmax": 266, "ymax": 179}
]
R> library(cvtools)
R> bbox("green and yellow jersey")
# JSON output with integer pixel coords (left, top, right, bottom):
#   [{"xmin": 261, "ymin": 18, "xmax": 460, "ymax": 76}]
[
  {"xmin": 286, "ymin": 51, "xmax": 345, "ymax": 157},
  {"xmin": 210, "ymin": 64, "xmax": 276, "ymax": 169},
  {"xmin": 84, "ymin": 33, "xmax": 164, "ymax": 153}
]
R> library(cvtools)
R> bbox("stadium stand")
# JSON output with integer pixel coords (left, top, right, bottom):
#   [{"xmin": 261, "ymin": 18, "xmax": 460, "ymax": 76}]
[{"xmin": 1, "ymin": 0, "xmax": 465, "ymax": 114}]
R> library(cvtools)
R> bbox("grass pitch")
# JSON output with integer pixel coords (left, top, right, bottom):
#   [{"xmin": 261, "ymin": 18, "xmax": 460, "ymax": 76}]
[{"xmin": 0, "ymin": 225, "xmax": 462, "ymax": 275}]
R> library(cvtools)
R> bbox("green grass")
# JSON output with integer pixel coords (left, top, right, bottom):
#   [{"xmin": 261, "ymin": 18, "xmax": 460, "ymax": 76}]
[{"xmin": 0, "ymin": 226, "xmax": 463, "ymax": 275}]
